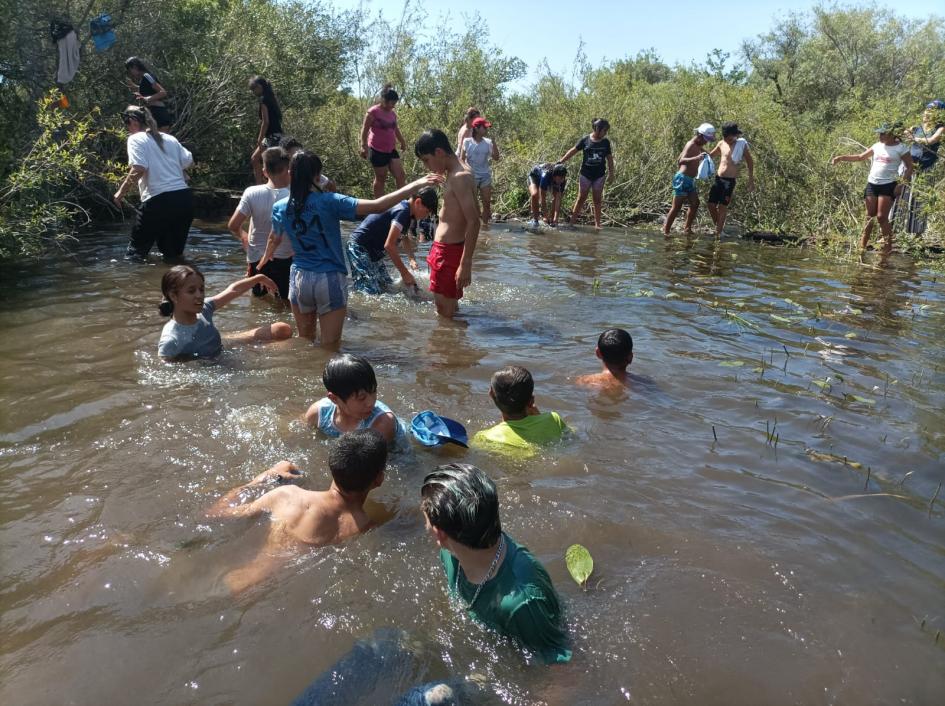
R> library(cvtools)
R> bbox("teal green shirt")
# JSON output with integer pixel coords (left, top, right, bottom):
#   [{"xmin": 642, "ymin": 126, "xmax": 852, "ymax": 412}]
[{"xmin": 439, "ymin": 534, "xmax": 572, "ymax": 664}]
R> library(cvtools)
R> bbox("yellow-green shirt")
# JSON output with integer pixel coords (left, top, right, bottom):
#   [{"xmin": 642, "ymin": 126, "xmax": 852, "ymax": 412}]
[{"xmin": 472, "ymin": 412, "xmax": 566, "ymax": 451}]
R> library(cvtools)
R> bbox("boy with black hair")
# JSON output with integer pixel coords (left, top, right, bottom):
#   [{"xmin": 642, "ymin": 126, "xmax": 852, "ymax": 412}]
[
  {"xmin": 527, "ymin": 162, "xmax": 568, "ymax": 227},
  {"xmin": 347, "ymin": 186, "xmax": 439, "ymax": 293},
  {"xmin": 706, "ymin": 122, "xmax": 754, "ymax": 237},
  {"xmin": 206, "ymin": 429, "xmax": 387, "ymax": 593},
  {"xmin": 421, "ymin": 463, "xmax": 571, "ymax": 664},
  {"xmin": 472, "ymin": 366, "xmax": 566, "ymax": 451},
  {"xmin": 576, "ymin": 328, "xmax": 634, "ymax": 388},
  {"xmin": 228, "ymin": 146, "xmax": 293, "ymax": 300},
  {"xmin": 415, "ymin": 129, "xmax": 480, "ymax": 319},
  {"xmin": 304, "ymin": 353, "xmax": 406, "ymax": 445}
]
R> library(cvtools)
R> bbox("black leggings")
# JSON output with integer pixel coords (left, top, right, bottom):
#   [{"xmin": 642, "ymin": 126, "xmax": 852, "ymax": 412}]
[{"xmin": 127, "ymin": 188, "xmax": 194, "ymax": 260}]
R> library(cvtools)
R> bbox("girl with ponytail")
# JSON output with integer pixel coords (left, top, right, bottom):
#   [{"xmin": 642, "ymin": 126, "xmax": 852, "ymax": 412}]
[
  {"xmin": 249, "ymin": 76, "xmax": 284, "ymax": 184},
  {"xmin": 558, "ymin": 117, "xmax": 616, "ymax": 229},
  {"xmin": 257, "ymin": 151, "xmax": 442, "ymax": 345},
  {"xmin": 359, "ymin": 84, "xmax": 408, "ymax": 197},
  {"xmin": 114, "ymin": 106, "xmax": 195, "ymax": 261}
]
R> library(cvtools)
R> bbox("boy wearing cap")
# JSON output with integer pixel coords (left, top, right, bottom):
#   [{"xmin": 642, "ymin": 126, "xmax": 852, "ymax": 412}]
[
  {"xmin": 706, "ymin": 122, "xmax": 754, "ymax": 237},
  {"xmin": 460, "ymin": 117, "xmax": 501, "ymax": 230},
  {"xmin": 663, "ymin": 123, "xmax": 716, "ymax": 236},
  {"xmin": 473, "ymin": 366, "xmax": 566, "ymax": 453},
  {"xmin": 206, "ymin": 430, "xmax": 387, "ymax": 593},
  {"xmin": 415, "ymin": 129, "xmax": 480, "ymax": 319},
  {"xmin": 421, "ymin": 463, "xmax": 571, "ymax": 664}
]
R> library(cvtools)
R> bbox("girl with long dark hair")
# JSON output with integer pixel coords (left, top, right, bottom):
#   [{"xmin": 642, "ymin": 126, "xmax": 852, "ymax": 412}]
[
  {"xmin": 249, "ymin": 76, "xmax": 284, "ymax": 183},
  {"xmin": 125, "ymin": 57, "xmax": 173, "ymax": 130},
  {"xmin": 359, "ymin": 84, "xmax": 408, "ymax": 197}
]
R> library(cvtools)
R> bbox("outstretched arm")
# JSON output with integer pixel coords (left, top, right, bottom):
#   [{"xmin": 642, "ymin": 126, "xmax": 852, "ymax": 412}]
[
  {"xmin": 113, "ymin": 165, "xmax": 146, "ymax": 206},
  {"xmin": 831, "ymin": 148, "xmax": 873, "ymax": 165},
  {"xmin": 355, "ymin": 174, "xmax": 443, "ymax": 216},
  {"xmin": 900, "ymin": 153, "xmax": 915, "ymax": 182},
  {"xmin": 210, "ymin": 274, "xmax": 278, "ymax": 309},
  {"xmin": 559, "ymin": 146, "xmax": 579, "ymax": 163},
  {"xmin": 205, "ymin": 461, "xmax": 302, "ymax": 519},
  {"xmin": 255, "ymin": 230, "xmax": 284, "ymax": 270}
]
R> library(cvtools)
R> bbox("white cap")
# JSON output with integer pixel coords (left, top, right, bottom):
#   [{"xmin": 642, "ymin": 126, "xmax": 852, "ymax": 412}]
[{"xmin": 696, "ymin": 122, "xmax": 716, "ymax": 140}]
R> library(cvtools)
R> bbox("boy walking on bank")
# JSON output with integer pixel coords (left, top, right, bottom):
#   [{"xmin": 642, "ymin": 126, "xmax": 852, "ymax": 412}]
[
  {"xmin": 415, "ymin": 129, "xmax": 480, "ymax": 319},
  {"xmin": 663, "ymin": 123, "xmax": 716, "ymax": 236},
  {"xmin": 706, "ymin": 122, "xmax": 754, "ymax": 236}
]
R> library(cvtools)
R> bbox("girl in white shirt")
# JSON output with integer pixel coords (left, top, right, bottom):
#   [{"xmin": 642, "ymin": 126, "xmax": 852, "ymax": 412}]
[{"xmin": 831, "ymin": 123, "xmax": 914, "ymax": 252}]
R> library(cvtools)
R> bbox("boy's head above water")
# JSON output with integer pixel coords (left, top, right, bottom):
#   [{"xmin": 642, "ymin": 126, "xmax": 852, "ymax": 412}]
[
  {"xmin": 421, "ymin": 463, "xmax": 501, "ymax": 549},
  {"xmin": 329, "ymin": 429, "xmax": 387, "ymax": 494},
  {"xmin": 597, "ymin": 328, "xmax": 633, "ymax": 371},
  {"xmin": 489, "ymin": 366, "xmax": 534, "ymax": 418},
  {"xmin": 323, "ymin": 354, "xmax": 378, "ymax": 419}
]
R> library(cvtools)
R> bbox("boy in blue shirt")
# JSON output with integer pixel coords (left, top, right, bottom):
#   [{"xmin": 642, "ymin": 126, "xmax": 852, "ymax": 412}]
[
  {"xmin": 527, "ymin": 163, "xmax": 567, "ymax": 227},
  {"xmin": 347, "ymin": 187, "xmax": 438, "ymax": 294}
]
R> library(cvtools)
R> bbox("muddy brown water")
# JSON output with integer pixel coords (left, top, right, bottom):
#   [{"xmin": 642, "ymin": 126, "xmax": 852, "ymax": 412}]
[{"xmin": 1, "ymin": 224, "xmax": 943, "ymax": 705}]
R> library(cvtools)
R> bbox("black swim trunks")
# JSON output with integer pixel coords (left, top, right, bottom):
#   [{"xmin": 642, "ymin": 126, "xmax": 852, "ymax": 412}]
[
  {"xmin": 369, "ymin": 148, "xmax": 400, "ymax": 168},
  {"xmin": 708, "ymin": 176, "xmax": 737, "ymax": 205},
  {"xmin": 864, "ymin": 181, "xmax": 897, "ymax": 199}
]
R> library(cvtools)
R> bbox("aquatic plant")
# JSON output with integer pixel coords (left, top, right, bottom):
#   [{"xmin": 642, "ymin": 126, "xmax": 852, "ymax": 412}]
[{"xmin": 565, "ymin": 544, "xmax": 594, "ymax": 589}]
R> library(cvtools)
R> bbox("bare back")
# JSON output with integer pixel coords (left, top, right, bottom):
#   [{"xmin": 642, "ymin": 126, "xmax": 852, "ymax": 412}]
[
  {"xmin": 716, "ymin": 140, "xmax": 739, "ymax": 178},
  {"xmin": 435, "ymin": 163, "xmax": 479, "ymax": 245},
  {"xmin": 266, "ymin": 485, "xmax": 374, "ymax": 546},
  {"xmin": 677, "ymin": 138, "xmax": 703, "ymax": 177}
]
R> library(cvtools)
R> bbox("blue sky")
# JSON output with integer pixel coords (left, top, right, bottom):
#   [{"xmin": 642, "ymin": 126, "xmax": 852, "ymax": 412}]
[{"xmin": 338, "ymin": 0, "xmax": 941, "ymax": 87}]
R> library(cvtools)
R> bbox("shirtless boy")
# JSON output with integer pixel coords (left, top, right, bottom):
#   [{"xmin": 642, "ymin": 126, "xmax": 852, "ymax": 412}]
[
  {"xmin": 663, "ymin": 123, "xmax": 716, "ymax": 236},
  {"xmin": 576, "ymin": 328, "xmax": 634, "ymax": 389},
  {"xmin": 206, "ymin": 429, "xmax": 387, "ymax": 593},
  {"xmin": 414, "ymin": 129, "xmax": 480, "ymax": 319},
  {"xmin": 706, "ymin": 122, "xmax": 754, "ymax": 236}
]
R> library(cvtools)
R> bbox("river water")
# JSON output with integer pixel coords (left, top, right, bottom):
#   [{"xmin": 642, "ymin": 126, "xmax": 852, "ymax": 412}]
[{"xmin": 1, "ymin": 224, "xmax": 943, "ymax": 705}]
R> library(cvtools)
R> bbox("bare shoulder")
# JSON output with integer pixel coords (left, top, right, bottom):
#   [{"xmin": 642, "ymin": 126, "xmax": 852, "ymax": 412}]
[{"xmin": 449, "ymin": 168, "xmax": 476, "ymax": 192}]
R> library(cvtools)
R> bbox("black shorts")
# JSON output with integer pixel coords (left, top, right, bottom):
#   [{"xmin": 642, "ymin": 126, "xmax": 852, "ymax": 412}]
[
  {"xmin": 864, "ymin": 181, "xmax": 897, "ymax": 199},
  {"xmin": 369, "ymin": 148, "xmax": 400, "ymax": 168},
  {"xmin": 126, "ymin": 188, "xmax": 193, "ymax": 261},
  {"xmin": 248, "ymin": 256, "xmax": 292, "ymax": 300},
  {"xmin": 147, "ymin": 105, "xmax": 173, "ymax": 129},
  {"xmin": 708, "ymin": 176, "xmax": 737, "ymax": 205},
  {"xmin": 262, "ymin": 132, "xmax": 283, "ymax": 149}
]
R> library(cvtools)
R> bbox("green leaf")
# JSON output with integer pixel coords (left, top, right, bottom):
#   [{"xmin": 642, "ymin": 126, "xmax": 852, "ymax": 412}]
[
  {"xmin": 719, "ymin": 360, "xmax": 745, "ymax": 367},
  {"xmin": 566, "ymin": 544, "xmax": 594, "ymax": 587},
  {"xmin": 770, "ymin": 314, "xmax": 793, "ymax": 323},
  {"xmin": 844, "ymin": 332, "xmax": 857, "ymax": 339}
]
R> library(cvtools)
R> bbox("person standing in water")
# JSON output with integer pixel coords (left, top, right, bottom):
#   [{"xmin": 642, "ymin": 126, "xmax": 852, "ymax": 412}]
[
  {"xmin": 831, "ymin": 123, "xmax": 914, "ymax": 253},
  {"xmin": 663, "ymin": 123, "xmax": 716, "ymax": 236},
  {"xmin": 460, "ymin": 116, "xmax": 500, "ymax": 230},
  {"xmin": 113, "ymin": 106, "xmax": 194, "ymax": 262},
  {"xmin": 559, "ymin": 118, "xmax": 615, "ymax": 229},
  {"xmin": 456, "ymin": 106, "xmax": 480, "ymax": 159},
  {"xmin": 414, "ymin": 129, "xmax": 480, "ymax": 319},
  {"xmin": 705, "ymin": 122, "xmax": 755, "ymax": 237},
  {"xmin": 249, "ymin": 76, "xmax": 283, "ymax": 184},
  {"xmin": 360, "ymin": 84, "xmax": 408, "ymax": 198},
  {"xmin": 125, "ymin": 57, "xmax": 172, "ymax": 131}
]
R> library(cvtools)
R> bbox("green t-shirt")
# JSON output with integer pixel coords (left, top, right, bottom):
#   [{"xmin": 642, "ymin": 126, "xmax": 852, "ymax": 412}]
[
  {"xmin": 439, "ymin": 534, "xmax": 572, "ymax": 664},
  {"xmin": 471, "ymin": 412, "xmax": 566, "ymax": 451}
]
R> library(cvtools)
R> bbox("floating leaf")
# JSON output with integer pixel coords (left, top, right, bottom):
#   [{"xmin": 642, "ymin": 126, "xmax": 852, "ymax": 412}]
[
  {"xmin": 565, "ymin": 544, "xmax": 594, "ymax": 587},
  {"xmin": 664, "ymin": 292, "xmax": 680, "ymax": 299},
  {"xmin": 811, "ymin": 378, "xmax": 831, "ymax": 390},
  {"xmin": 848, "ymin": 307, "xmax": 863, "ymax": 315},
  {"xmin": 770, "ymin": 314, "xmax": 793, "ymax": 323},
  {"xmin": 719, "ymin": 360, "xmax": 745, "ymax": 367},
  {"xmin": 806, "ymin": 448, "xmax": 863, "ymax": 469},
  {"xmin": 844, "ymin": 332, "xmax": 857, "ymax": 339},
  {"xmin": 636, "ymin": 289, "xmax": 654, "ymax": 297},
  {"xmin": 846, "ymin": 394, "xmax": 875, "ymax": 406}
]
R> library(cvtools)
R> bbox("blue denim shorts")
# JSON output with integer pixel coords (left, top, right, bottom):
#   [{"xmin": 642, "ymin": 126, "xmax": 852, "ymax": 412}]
[{"xmin": 288, "ymin": 266, "xmax": 348, "ymax": 315}]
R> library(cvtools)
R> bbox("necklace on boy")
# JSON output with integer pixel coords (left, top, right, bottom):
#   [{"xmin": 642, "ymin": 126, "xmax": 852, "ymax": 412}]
[{"xmin": 457, "ymin": 534, "xmax": 505, "ymax": 609}]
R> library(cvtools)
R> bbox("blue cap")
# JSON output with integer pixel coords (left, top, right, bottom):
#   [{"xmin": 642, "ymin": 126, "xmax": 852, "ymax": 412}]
[{"xmin": 410, "ymin": 411, "xmax": 469, "ymax": 448}]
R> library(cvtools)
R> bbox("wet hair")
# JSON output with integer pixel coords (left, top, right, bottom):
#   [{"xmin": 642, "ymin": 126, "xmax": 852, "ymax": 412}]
[
  {"xmin": 490, "ymin": 365, "xmax": 534, "ymax": 416},
  {"xmin": 421, "ymin": 464, "xmax": 501, "ymax": 549},
  {"xmin": 279, "ymin": 136, "xmax": 303, "ymax": 152},
  {"xmin": 288, "ymin": 151, "xmax": 323, "ymax": 236},
  {"xmin": 262, "ymin": 146, "xmax": 290, "ymax": 175},
  {"xmin": 380, "ymin": 84, "xmax": 399, "ymax": 103},
  {"xmin": 592, "ymin": 118, "xmax": 610, "ymax": 133},
  {"xmin": 159, "ymin": 265, "xmax": 204, "ymax": 316},
  {"xmin": 551, "ymin": 163, "xmax": 568, "ymax": 178},
  {"xmin": 249, "ymin": 76, "xmax": 282, "ymax": 126},
  {"xmin": 463, "ymin": 107, "xmax": 480, "ymax": 125},
  {"xmin": 329, "ymin": 429, "xmax": 388, "ymax": 493},
  {"xmin": 123, "ymin": 104, "xmax": 163, "ymax": 150},
  {"xmin": 414, "ymin": 186, "xmax": 439, "ymax": 214},
  {"xmin": 598, "ymin": 328, "xmax": 633, "ymax": 367},
  {"xmin": 323, "ymin": 353, "xmax": 378, "ymax": 401},
  {"xmin": 124, "ymin": 56, "xmax": 151, "ymax": 75},
  {"xmin": 415, "ymin": 129, "xmax": 453, "ymax": 158}
]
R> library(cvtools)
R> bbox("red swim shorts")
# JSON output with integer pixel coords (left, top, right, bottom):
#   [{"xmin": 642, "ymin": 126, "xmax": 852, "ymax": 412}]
[{"xmin": 427, "ymin": 240, "xmax": 465, "ymax": 300}]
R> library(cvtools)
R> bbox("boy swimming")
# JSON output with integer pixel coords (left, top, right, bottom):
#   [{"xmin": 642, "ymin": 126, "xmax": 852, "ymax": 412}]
[
  {"xmin": 206, "ymin": 429, "xmax": 387, "ymax": 593},
  {"xmin": 663, "ymin": 123, "xmax": 716, "ymax": 235},
  {"xmin": 575, "ymin": 328, "xmax": 634, "ymax": 388},
  {"xmin": 472, "ymin": 366, "xmax": 566, "ymax": 452}
]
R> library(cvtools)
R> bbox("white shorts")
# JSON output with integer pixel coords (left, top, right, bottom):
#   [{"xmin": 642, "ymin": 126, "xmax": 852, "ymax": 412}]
[{"xmin": 288, "ymin": 266, "xmax": 348, "ymax": 315}]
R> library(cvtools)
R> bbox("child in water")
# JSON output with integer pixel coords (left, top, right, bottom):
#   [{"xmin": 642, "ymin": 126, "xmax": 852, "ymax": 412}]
[
  {"xmin": 157, "ymin": 265, "xmax": 292, "ymax": 360},
  {"xmin": 559, "ymin": 118, "xmax": 615, "ymax": 229},
  {"xmin": 460, "ymin": 117, "xmax": 501, "ymax": 230},
  {"xmin": 575, "ymin": 328, "xmax": 634, "ymax": 388},
  {"xmin": 304, "ymin": 353, "xmax": 406, "ymax": 446},
  {"xmin": 472, "ymin": 366, "xmax": 566, "ymax": 453},
  {"xmin": 527, "ymin": 162, "xmax": 567, "ymax": 227}
]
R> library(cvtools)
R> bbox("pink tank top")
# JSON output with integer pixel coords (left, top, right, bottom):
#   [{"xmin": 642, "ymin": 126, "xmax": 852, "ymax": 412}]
[{"xmin": 368, "ymin": 105, "xmax": 398, "ymax": 153}]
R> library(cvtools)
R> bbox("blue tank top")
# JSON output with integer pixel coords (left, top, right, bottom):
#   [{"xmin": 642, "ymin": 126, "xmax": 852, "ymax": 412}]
[{"xmin": 315, "ymin": 398, "xmax": 406, "ymax": 442}]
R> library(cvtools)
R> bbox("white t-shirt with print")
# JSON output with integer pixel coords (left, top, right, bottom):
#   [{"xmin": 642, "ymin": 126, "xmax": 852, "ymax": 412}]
[{"xmin": 868, "ymin": 142, "xmax": 909, "ymax": 185}]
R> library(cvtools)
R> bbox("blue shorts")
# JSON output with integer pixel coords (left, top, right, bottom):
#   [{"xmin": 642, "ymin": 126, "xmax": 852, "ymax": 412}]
[
  {"xmin": 347, "ymin": 240, "xmax": 393, "ymax": 295},
  {"xmin": 673, "ymin": 172, "xmax": 697, "ymax": 197},
  {"xmin": 288, "ymin": 266, "xmax": 348, "ymax": 315}
]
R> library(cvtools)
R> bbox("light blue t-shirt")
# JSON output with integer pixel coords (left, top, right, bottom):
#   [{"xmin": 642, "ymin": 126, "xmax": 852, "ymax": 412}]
[
  {"xmin": 271, "ymin": 191, "xmax": 359, "ymax": 274},
  {"xmin": 315, "ymin": 397, "xmax": 407, "ymax": 443},
  {"xmin": 157, "ymin": 300, "xmax": 222, "ymax": 359}
]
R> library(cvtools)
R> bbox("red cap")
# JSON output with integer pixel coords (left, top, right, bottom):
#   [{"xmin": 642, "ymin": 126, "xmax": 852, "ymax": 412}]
[{"xmin": 471, "ymin": 117, "xmax": 492, "ymax": 128}]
